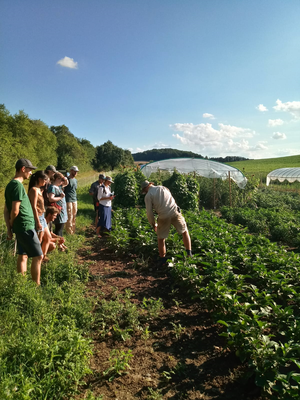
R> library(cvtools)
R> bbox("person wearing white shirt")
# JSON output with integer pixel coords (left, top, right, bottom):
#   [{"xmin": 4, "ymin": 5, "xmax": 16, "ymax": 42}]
[
  {"xmin": 96, "ymin": 176, "xmax": 115, "ymax": 237},
  {"xmin": 141, "ymin": 180, "xmax": 192, "ymax": 266}
]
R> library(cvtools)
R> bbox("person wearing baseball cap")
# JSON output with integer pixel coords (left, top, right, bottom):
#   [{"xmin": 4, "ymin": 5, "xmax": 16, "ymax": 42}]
[
  {"xmin": 64, "ymin": 166, "xmax": 79, "ymax": 234},
  {"xmin": 89, "ymin": 173, "xmax": 106, "ymax": 226},
  {"xmin": 4, "ymin": 159, "xmax": 43, "ymax": 284}
]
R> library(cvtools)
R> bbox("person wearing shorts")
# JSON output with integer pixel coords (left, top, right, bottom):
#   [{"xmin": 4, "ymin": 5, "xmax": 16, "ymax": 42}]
[
  {"xmin": 141, "ymin": 180, "xmax": 192, "ymax": 266},
  {"xmin": 4, "ymin": 158, "xmax": 43, "ymax": 285}
]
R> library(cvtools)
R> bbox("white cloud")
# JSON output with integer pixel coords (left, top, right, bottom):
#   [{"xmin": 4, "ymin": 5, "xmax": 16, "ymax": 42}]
[
  {"xmin": 133, "ymin": 142, "xmax": 170, "ymax": 153},
  {"xmin": 273, "ymin": 99, "xmax": 300, "ymax": 118},
  {"xmin": 219, "ymin": 123, "xmax": 255, "ymax": 138},
  {"xmin": 268, "ymin": 119, "xmax": 284, "ymax": 127},
  {"xmin": 57, "ymin": 56, "xmax": 78, "ymax": 69},
  {"xmin": 171, "ymin": 122, "xmax": 262, "ymax": 157},
  {"xmin": 203, "ymin": 113, "xmax": 215, "ymax": 119},
  {"xmin": 272, "ymin": 132, "xmax": 287, "ymax": 140},
  {"xmin": 256, "ymin": 104, "xmax": 268, "ymax": 112}
]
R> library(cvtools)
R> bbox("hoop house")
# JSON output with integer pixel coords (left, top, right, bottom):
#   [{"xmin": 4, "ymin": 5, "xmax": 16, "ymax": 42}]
[
  {"xmin": 140, "ymin": 158, "xmax": 247, "ymax": 189},
  {"xmin": 266, "ymin": 168, "xmax": 300, "ymax": 186}
]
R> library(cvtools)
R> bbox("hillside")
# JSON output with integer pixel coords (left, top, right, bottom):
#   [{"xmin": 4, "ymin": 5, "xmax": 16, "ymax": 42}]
[
  {"xmin": 132, "ymin": 148, "xmax": 203, "ymax": 161},
  {"xmin": 227, "ymin": 154, "xmax": 300, "ymax": 178},
  {"xmin": 133, "ymin": 148, "xmax": 247, "ymax": 163}
]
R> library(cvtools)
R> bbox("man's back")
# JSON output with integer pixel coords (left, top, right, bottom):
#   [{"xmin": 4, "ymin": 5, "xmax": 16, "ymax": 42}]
[{"xmin": 145, "ymin": 185, "xmax": 177, "ymax": 222}]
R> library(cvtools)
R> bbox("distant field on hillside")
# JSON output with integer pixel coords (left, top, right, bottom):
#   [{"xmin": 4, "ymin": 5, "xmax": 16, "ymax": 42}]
[{"xmin": 227, "ymin": 154, "xmax": 300, "ymax": 180}]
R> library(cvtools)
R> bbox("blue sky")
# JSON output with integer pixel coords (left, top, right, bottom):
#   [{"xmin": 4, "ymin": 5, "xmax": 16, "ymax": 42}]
[{"xmin": 1, "ymin": 0, "xmax": 300, "ymax": 159}]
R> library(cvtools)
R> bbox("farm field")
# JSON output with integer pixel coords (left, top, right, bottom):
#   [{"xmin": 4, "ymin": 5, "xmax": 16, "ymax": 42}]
[
  {"xmin": 226, "ymin": 154, "xmax": 300, "ymax": 181},
  {"xmin": 76, "ymin": 229, "xmax": 265, "ymax": 400},
  {"xmin": 2, "ymin": 170, "xmax": 300, "ymax": 399}
]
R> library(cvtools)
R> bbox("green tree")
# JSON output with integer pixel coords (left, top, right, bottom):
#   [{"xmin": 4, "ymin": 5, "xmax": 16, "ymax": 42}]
[
  {"xmin": 94, "ymin": 141, "xmax": 126, "ymax": 171},
  {"xmin": 78, "ymin": 138, "xmax": 96, "ymax": 169},
  {"xmin": 0, "ymin": 105, "xmax": 57, "ymax": 187},
  {"xmin": 50, "ymin": 125, "xmax": 87, "ymax": 171},
  {"xmin": 121, "ymin": 149, "xmax": 135, "ymax": 167}
]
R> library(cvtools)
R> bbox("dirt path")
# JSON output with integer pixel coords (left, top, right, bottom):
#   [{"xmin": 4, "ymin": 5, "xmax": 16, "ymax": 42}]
[{"xmin": 77, "ymin": 227, "xmax": 264, "ymax": 400}]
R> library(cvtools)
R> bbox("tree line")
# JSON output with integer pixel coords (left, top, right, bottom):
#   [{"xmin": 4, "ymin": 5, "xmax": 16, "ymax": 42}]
[
  {"xmin": 132, "ymin": 148, "xmax": 248, "ymax": 163},
  {"xmin": 0, "ymin": 105, "xmax": 134, "ymax": 188}
]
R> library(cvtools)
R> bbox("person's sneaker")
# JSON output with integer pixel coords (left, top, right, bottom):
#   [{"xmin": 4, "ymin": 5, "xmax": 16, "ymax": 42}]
[{"xmin": 157, "ymin": 256, "xmax": 168, "ymax": 267}]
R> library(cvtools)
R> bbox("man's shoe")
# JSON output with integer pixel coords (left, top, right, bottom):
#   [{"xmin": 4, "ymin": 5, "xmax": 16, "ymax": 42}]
[{"xmin": 157, "ymin": 256, "xmax": 168, "ymax": 267}]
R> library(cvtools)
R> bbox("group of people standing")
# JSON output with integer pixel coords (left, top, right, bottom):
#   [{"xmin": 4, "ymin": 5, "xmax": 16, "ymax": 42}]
[
  {"xmin": 4, "ymin": 158, "xmax": 192, "ymax": 286},
  {"xmin": 89, "ymin": 174, "xmax": 115, "ymax": 237},
  {"xmin": 4, "ymin": 158, "xmax": 79, "ymax": 285}
]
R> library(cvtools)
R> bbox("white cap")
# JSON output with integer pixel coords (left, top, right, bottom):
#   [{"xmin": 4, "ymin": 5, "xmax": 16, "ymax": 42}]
[{"xmin": 70, "ymin": 166, "xmax": 79, "ymax": 172}]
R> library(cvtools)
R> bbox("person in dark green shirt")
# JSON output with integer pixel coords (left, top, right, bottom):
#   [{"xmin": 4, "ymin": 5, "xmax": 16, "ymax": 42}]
[
  {"xmin": 4, "ymin": 158, "xmax": 43, "ymax": 285},
  {"xmin": 65, "ymin": 165, "xmax": 78, "ymax": 234}
]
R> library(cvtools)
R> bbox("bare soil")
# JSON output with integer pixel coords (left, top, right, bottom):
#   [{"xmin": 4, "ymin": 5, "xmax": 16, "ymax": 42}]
[{"xmin": 76, "ymin": 227, "xmax": 265, "ymax": 400}]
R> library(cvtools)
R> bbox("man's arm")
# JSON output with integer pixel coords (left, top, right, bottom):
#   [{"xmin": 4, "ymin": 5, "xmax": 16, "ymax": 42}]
[
  {"xmin": 144, "ymin": 194, "xmax": 156, "ymax": 229},
  {"xmin": 10, "ymin": 201, "xmax": 21, "ymax": 226},
  {"xmin": 4, "ymin": 204, "xmax": 13, "ymax": 240}
]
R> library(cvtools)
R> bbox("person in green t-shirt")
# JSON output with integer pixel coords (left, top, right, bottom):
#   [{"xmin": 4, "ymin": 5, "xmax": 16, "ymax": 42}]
[
  {"xmin": 4, "ymin": 158, "xmax": 43, "ymax": 285},
  {"xmin": 65, "ymin": 166, "xmax": 79, "ymax": 234}
]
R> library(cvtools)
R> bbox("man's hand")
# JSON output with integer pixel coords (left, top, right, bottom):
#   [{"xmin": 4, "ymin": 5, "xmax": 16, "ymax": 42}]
[{"xmin": 7, "ymin": 228, "xmax": 13, "ymax": 240}]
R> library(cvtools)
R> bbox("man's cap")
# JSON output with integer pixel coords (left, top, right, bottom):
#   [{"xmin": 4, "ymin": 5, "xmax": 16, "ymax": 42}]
[
  {"xmin": 70, "ymin": 166, "xmax": 79, "ymax": 172},
  {"xmin": 45, "ymin": 165, "xmax": 57, "ymax": 172},
  {"xmin": 15, "ymin": 158, "xmax": 37, "ymax": 170},
  {"xmin": 105, "ymin": 176, "xmax": 114, "ymax": 183},
  {"xmin": 99, "ymin": 174, "xmax": 106, "ymax": 180},
  {"xmin": 141, "ymin": 180, "xmax": 151, "ymax": 193}
]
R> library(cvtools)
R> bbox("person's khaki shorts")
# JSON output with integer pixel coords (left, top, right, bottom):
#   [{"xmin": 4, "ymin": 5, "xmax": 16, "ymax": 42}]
[{"xmin": 157, "ymin": 212, "xmax": 187, "ymax": 239}]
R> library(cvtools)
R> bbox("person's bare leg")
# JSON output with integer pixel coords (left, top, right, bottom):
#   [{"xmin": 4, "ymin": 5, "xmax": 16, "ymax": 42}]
[
  {"xmin": 17, "ymin": 254, "xmax": 28, "ymax": 275},
  {"xmin": 47, "ymin": 242, "xmax": 56, "ymax": 253},
  {"xmin": 182, "ymin": 230, "xmax": 192, "ymax": 256},
  {"xmin": 41, "ymin": 227, "xmax": 51, "ymax": 259},
  {"xmin": 30, "ymin": 255, "xmax": 43, "ymax": 285},
  {"xmin": 158, "ymin": 238, "xmax": 166, "ymax": 258},
  {"xmin": 38, "ymin": 230, "xmax": 44, "ymax": 243},
  {"xmin": 94, "ymin": 209, "xmax": 98, "ymax": 226}
]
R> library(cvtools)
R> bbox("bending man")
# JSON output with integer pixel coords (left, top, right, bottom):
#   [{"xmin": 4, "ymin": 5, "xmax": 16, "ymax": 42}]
[{"xmin": 141, "ymin": 180, "xmax": 192, "ymax": 266}]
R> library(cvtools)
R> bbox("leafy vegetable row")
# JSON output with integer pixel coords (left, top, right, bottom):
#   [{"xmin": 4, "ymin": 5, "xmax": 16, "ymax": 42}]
[{"xmin": 110, "ymin": 208, "xmax": 300, "ymax": 399}]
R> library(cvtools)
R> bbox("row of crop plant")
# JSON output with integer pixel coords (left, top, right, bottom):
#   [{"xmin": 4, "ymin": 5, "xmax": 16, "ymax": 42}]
[
  {"xmin": 0, "ymin": 186, "xmax": 96, "ymax": 400},
  {"xmin": 108, "ymin": 207, "xmax": 300, "ymax": 399}
]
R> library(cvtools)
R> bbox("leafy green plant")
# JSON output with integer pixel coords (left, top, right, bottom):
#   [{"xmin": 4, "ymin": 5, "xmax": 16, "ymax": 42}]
[
  {"xmin": 102, "ymin": 349, "xmax": 133, "ymax": 381},
  {"xmin": 170, "ymin": 322, "xmax": 186, "ymax": 339},
  {"xmin": 147, "ymin": 387, "xmax": 164, "ymax": 400},
  {"xmin": 142, "ymin": 297, "xmax": 164, "ymax": 319}
]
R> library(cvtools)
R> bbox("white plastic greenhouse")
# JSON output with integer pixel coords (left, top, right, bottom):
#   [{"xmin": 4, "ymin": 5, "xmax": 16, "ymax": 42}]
[
  {"xmin": 140, "ymin": 158, "xmax": 248, "ymax": 189},
  {"xmin": 266, "ymin": 168, "xmax": 300, "ymax": 186}
]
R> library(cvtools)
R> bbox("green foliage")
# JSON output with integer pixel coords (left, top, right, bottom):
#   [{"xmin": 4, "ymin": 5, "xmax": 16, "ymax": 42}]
[
  {"xmin": 0, "ymin": 105, "xmax": 99, "ymax": 189},
  {"xmin": 107, "ymin": 206, "xmax": 300, "ymax": 398},
  {"xmin": 163, "ymin": 171, "xmax": 199, "ymax": 211},
  {"xmin": 0, "ymin": 240, "xmax": 94, "ymax": 400},
  {"xmin": 103, "ymin": 349, "xmax": 133, "ymax": 381},
  {"xmin": 50, "ymin": 125, "xmax": 91, "ymax": 172},
  {"xmin": 198, "ymin": 174, "xmax": 259, "ymax": 209},
  {"xmin": 93, "ymin": 140, "xmax": 134, "ymax": 171},
  {"xmin": 113, "ymin": 171, "xmax": 138, "ymax": 208},
  {"xmin": 132, "ymin": 148, "xmax": 203, "ymax": 162},
  {"xmin": 0, "ymin": 105, "xmax": 57, "ymax": 187}
]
